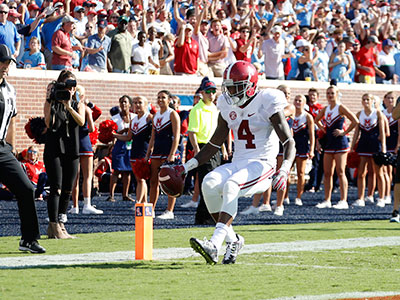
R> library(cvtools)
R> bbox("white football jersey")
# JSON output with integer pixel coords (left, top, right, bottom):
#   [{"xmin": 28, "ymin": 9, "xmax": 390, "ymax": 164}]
[{"xmin": 217, "ymin": 88, "xmax": 287, "ymax": 164}]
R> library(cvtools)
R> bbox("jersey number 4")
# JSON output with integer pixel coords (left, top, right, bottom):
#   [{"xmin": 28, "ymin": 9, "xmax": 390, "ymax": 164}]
[{"xmin": 238, "ymin": 120, "xmax": 256, "ymax": 149}]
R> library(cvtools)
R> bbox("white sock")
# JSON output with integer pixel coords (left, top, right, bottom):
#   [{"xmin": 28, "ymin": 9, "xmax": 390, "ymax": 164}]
[
  {"xmin": 210, "ymin": 223, "xmax": 229, "ymax": 251},
  {"xmin": 225, "ymin": 225, "xmax": 237, "ymax": 243},
  {"xmin": 84, "ymin": 197, "xmax": 91, "ymax": 207}
]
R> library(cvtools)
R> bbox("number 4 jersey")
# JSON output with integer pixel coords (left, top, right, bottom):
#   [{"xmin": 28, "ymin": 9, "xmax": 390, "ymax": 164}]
[{"xmin": 217, "ymin": 88, "xmax": 287, "ymax": 164}]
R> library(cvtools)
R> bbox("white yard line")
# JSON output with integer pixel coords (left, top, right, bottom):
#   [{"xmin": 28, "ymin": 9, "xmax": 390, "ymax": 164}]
[
  {"xmin": 268, "ymin": 291, "xmax": 400, "ymax": 300},
  {"xmin": 1, "ymin": 236, "xmax": 400, "ymax": 269}
]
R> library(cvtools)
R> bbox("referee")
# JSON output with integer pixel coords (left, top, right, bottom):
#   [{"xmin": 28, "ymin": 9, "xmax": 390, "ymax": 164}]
[{"xmin": 0, "ymin": 44, "xmax": 45, "ymax": 253}]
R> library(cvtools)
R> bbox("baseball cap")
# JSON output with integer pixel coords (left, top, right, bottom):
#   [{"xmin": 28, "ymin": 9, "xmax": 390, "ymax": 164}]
[
  {"xmin": 382, "ymin": 39, "xmax": 394, "ymax": 47},
  {"xmin": 200, "ymin": 76, "xmax": 217, "ymax": 91},
  {"xmin": 327, "ymin": 24, "xmax": 336, "ymax": 34},
  {"xmin": 368, "ymin": 35, "xmax": 380, "ymax": 44},
  {"xmin": 134, "ymin": 4, "xmax": 142, "ymax": 10},
  {"xmin": 118, "ymin": 15, "xmax": 129, "ymax": 23},
  {"xmin": 259, "ymin": 0, "xmax": 266, "ymax": 5},
  {"xmin": 184, "ymin": 23, "xmax": 193, "ymax": 31},
  {"xmin": 296, "ymin": 39, "xmax": 310, "ymax": 48},
  {"xmin": 87, "ymin": 10, "xmax": 97, "ymax": 16},
  {"xmin": 147, "ymin": 7, "xmax": 155, "ymax": 13},
  {"xmin": 97, "ymin": 9, "xmax": 107, "ymax": 16},
  {"xmin": 0, "ymin": 44, "xmax": 16, "ymax": 63},
  {"xmin": 82, "ymin": 1, "xmax": 96, "ymax": 7},
  {"xmin": 98, "ymin": 19, "xmax": 108, "ymax": 28},
  {"xmin": 8, "ymin": 9, "xmax": 21, "ymax": 17},
  {"xmin": 28, "ymin": 3, "xmax": 40, "ymax": 11},
  {"xmin": 201, "ymin": 19, "xmax": 209, "ymax": 24},
  {"xmin": 54, "ymin": 2, "xmax": 64, "ymax": 8},
  {"xmin": 74, "ymin": 6, "xmax": 84, "ymax": 12},
  {"xmin": 62, "ymin": 14, "xmax": 77, "ymax": 23},
  {"xmin": 342, "ymin": 36, "xmax": 356, "ymax": 44},
  {"xmin": 271, "ymin": 25, "xmax": 282, "ymax": 34},
  {"xmin": 44, "ymin": 6, "xmax": 56, "ymax": 16}
]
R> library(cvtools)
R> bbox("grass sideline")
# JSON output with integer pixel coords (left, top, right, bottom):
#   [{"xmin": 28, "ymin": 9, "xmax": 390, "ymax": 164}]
[{"xmin": 1, "ymin": 221, "xmax": 400, "ymax": 300}]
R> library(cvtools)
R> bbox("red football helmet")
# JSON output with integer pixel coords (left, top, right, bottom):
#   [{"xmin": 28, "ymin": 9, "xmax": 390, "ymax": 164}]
[{"xmin": 222, "ymin": 61, "xmax": 258, "ymax": 106}]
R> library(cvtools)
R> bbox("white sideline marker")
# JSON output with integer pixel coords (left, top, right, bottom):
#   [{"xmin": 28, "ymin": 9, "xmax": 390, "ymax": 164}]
[{"xmin": 2, "ymin": 236, "xmax": 400, "ymax": 269}]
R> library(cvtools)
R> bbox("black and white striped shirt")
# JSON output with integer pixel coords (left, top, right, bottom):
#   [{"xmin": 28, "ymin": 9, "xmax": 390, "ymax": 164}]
[{"xmin": 0, "ymin": 79, "xmax": 17, "ymax": 141}]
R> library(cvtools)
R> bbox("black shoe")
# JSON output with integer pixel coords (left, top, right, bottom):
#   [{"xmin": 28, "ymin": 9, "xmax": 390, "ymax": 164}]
[{"xmin": 19, "ymin": 240, "xmax": 46, "ymax": 254}]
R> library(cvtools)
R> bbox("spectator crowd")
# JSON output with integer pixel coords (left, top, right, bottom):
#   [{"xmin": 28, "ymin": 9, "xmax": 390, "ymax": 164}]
[{"xmin": 0, "ymin": 0, "xmax": 398, "ymax": 83}]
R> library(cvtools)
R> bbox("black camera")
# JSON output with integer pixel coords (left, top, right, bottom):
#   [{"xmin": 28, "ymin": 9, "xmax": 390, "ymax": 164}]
[{"xmin": 49, "ymin": 79, "xmax": 77, "ymax": 102}]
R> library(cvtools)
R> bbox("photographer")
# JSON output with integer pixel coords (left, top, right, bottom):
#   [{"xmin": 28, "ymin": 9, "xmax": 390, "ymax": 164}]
[{"xmin": 44, "ymin": 70, "xmax": 85, "ymax": 239}]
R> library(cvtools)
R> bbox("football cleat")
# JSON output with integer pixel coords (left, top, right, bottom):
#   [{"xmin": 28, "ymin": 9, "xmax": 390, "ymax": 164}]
[
  {"xmin": 222, "ymin": 234, "xmax": 245, "ymax": 264},
  {"xmin": 190, "ymin": 237, "xmax": 218, "ymax": 265}
]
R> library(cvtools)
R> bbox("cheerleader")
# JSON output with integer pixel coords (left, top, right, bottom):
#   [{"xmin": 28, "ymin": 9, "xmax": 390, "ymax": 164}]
[
  {"xmin": 292, "ymin": 95, "xmax": 315, "ymax": 206},
  {"xmin": 382, "ymin": 91, "xmax": 398, "ymax": 205},
  {"xmin": 315, "ymin": 85, "xmax": 358, "ymax": 209},
  {"xmin": 351, "ymin": 93, "xmax": 386, "ymax": 207},
  {"xmin": 108, "ymin": 95, "xmax": 136, "ymax": 202},
  {"xmin": 114, "ymin": 96, "xmax": 152, "ymax": 203},
  {"xmin": 145, "ymin": 90, "xmax": 180, "ymax": 219},
  {"xmin": 69, "ymin": 85, "xmax": 103, "ymax": 214}
]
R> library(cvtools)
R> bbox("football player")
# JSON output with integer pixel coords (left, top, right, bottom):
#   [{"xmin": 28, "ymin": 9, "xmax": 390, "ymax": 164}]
[{"xmin": 184, "ymin": 60, "xmax": 296, "ymax": 264}]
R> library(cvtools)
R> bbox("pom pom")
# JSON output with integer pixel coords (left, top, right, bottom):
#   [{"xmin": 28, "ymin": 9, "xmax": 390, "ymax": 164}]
[
  {"xmin": 98, "ymin": 119, "xmax": 118, "ymax": 144},
  {"xmin": 186, "ymin": 149, "xmax": 194, "ymax": 161},
  {"xmin": 24, "ymin": 121, "xmax": 34, "ymax": 139},
  {"xmin": 347, "ymin": 151, "xmax": 360, "ymax": 169},
  {"xmin": 316, "ymin": 129, "xmax": 325, "ymax": 140},
  {"xmin": 24, "ymin": 117, "xmax": 47, "ymax": 144},
  {"xmin": 130, "ymin": 158, "xmax": 151, "ymax": 180},
  {"xmin": 89, "ymin": 126, "xmax": 99, "ymax": 146}
]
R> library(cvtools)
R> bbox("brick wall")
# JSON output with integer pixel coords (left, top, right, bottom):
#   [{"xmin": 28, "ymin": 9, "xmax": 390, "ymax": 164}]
[{"xmin": 8, "ymin": 69, "xmax": 400, "ymax": 153}]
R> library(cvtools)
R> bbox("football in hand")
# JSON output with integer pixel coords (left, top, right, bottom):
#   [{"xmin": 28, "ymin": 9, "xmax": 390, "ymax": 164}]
[{"xmin": 158, "ymin": 164, "xmax": 185, "ymax": 197}]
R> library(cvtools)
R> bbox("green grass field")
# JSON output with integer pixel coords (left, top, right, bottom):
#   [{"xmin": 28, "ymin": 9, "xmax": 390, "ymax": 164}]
[{"xmin": 1, "ymin": 221, "xmax": 400, "ymax": 300}]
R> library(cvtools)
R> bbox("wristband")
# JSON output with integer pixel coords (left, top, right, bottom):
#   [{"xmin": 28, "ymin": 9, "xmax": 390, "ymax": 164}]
[
  {"xmin": 281, "ymin": 137, "xmax": 294, "ymax": 147},
  {"xmin": 184, "ymin": 158, "xmax": 199, "ymax": 173},
  {"xmin": 280, "ymin": 160, "xmax": 292, "ymax": 174}
]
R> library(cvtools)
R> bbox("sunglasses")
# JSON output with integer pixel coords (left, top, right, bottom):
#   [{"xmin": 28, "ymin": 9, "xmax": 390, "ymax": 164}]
[
  {"xmin": 28, "ymin": 150, "xmax": 38, "ymax": 154},
  {"xmin": 205, "ymin": 89, "xmax": 216, "ymax": 94},
  {"xmin": 241, "ymin": 30, "xmax": 250, "ymax": 33},
  {"xmin": 9, "ymin": 6, "xmax": 17, "ymax": 9},
  {"xmin": 0, "ymin": 11, "xmax": 8, "ymax": 14},
  {"xmin": 86, "ymin": 26, "xmax": 93, "ymax": 29}
]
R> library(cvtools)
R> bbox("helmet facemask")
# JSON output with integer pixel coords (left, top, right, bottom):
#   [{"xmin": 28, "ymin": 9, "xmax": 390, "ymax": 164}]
[{"xmin": 222, "ymin": 79, "xmax": 254, "ymax": 107}]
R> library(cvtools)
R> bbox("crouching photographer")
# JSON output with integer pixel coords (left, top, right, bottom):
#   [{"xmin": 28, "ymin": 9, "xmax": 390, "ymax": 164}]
[{"xmin": 44, "ymin": 70, "xmax": 85, "ymax": 239}]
